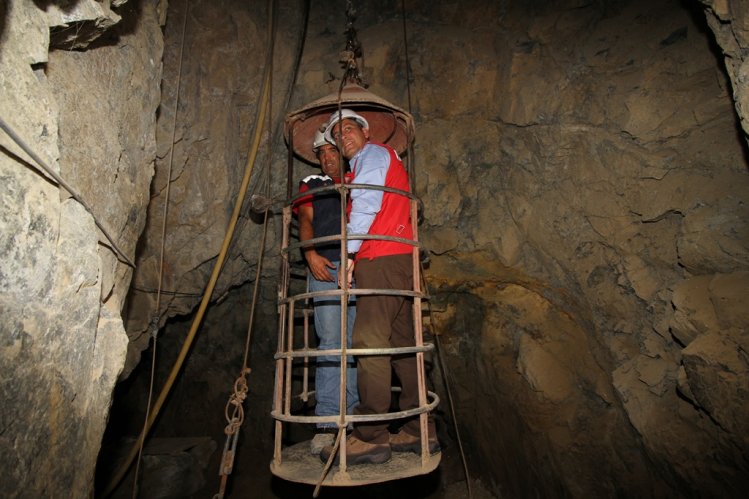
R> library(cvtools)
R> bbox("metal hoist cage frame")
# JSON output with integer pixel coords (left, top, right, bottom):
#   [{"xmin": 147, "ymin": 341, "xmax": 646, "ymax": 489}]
[{"xmin": 270, "ymin": 86, "xmax": 441, "ymax": 487}]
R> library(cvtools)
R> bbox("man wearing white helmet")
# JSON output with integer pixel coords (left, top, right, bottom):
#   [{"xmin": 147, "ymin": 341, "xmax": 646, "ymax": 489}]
[
  {"xmin": 295, "ymin": 129, "xmax": 359, "ymax": 454},
  {"xmin": 319, "ymin": 109, "xmax": 438, "ymax": 465}
]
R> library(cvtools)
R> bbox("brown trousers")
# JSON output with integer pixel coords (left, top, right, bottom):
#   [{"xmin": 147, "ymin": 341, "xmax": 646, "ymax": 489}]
[{"xmin": 351, "ymin": 253, "xmax": 428, "ymax": 444}]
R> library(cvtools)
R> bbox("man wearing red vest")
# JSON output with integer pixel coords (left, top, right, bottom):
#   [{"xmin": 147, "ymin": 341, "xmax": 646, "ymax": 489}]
[{"xmin": 319, "ymin": 109, "xmax": 438, "ymax": 465}]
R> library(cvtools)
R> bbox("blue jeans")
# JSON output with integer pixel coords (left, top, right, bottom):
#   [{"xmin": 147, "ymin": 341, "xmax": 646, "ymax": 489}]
[{"xmin": 308, "ymin": 265, "xmax": 359, "ymax": 428}]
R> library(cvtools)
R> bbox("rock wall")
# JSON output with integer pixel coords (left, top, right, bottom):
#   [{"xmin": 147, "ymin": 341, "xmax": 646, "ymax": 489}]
[
  {"xmin": 408, "ymin": 1, "xmax": 749, "ymax": 496},
  {"xmin": 119, "ymin": 0, "xmax": 748, "ymax": 497},
  {"xmin": 0, "ymin": 0, "xmax": 163, "ymax": 497},
  {"xmin": 122, "ymin": 0, "xmax": 307, "ymax": 376},
  {"xmin": 3, "ymin": 0, "xmax": 748, "ymax": 497},
  {"xmin": 289, "ymin": 0, "xmax": 749, "ymax": 496}
]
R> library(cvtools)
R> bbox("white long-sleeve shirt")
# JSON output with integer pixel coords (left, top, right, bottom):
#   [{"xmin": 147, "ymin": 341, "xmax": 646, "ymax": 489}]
[{"xmin": 346, "ymin": 143, "xmax": 390, "ymax": 253}]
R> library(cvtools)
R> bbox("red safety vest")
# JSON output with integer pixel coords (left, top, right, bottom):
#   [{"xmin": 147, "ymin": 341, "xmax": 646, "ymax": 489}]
[{"xmin": 357, "ymin": 144, "xmax": 414, "ymax": 260}]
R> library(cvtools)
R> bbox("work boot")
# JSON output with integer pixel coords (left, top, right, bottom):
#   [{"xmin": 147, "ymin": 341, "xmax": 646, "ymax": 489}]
[
  {"xmin": 319, "ymin": 435, "xmax": 391, "ymax": 465},
  {"xmin": 310, "ymin": 432, "xmax": 335, "ymax": 455},
  {"xmin": 389, "ymin": 429, "xmax": 440, "ymax": 455}
]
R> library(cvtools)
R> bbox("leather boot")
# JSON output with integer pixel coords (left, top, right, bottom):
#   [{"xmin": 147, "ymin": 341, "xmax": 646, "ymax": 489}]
[
  {"xmin": 389, "ymin": 429, "xmax": 440, "ymax": 455},
  {"xmin": 319, "ymin": 435, "xmax": 391, "ymax": 465}
]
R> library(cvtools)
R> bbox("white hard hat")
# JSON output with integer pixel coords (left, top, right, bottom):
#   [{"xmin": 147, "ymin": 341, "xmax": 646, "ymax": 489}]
[
  {"xmin": 312, "ymin": 129, "xmax": 328, "ymax": 153},
  {"xmin": 323, "ymin": 109, "xmax": 369, "ymax": 143}
]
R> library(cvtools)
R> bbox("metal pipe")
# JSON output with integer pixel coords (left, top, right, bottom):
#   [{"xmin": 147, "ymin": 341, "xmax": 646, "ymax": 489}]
[
  {"xmin": 274, "ymin": 344, "xmax": 434, "ymax": 360},
  {"xmin": 271, "ymin": 390, "xmax": 440, "ymax": 424}
]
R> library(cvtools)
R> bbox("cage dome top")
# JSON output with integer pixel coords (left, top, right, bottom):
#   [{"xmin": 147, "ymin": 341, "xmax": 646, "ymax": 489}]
[{"xmin": 284, "ymin": 83, "xmax": 415, "ymax": 165}]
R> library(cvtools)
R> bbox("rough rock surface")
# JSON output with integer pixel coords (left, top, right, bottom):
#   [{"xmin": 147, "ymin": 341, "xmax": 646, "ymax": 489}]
[
  {"xmin": 123, "ymin": 0, "xmax": 747, "ymax": 497},
  {"xmin": 47, "ymin": 0, "xmax": 123, "ymax": 50},
  {"xmin": 409, "ymin": 0, "xmax": 749, "ymax": 495},
  {"xmin": 123, "ymin": 0, "xmax": 304, "ymax": 376},
  {"xmin": 2, "ymin": 0, "xmax": 749, "ymax": 498},
  {"xmin": 0, "ymin": 1, "xmax": 163, "ymax": 497}
]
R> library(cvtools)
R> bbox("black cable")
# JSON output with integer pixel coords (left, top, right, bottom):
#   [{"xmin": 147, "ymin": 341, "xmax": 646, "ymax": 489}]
[{"xmin": 0, "ymin": 116, "xmax": 135, "ymax": 267}]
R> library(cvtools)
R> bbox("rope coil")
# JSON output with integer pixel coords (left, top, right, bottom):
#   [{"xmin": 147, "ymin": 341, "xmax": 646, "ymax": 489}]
[{"xmin": 223, "ymin": 368, "xmax": 251, "ymax": 435}]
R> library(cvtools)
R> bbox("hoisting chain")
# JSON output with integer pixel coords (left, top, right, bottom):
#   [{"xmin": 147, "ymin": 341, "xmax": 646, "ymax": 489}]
[{"xmin": 339, "ymin": 0, "xmax": 363, "ymax": 85}]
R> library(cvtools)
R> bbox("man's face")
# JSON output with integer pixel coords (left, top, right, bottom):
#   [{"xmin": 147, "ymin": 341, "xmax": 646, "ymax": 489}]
[
  {"xmin": 316, "ymin": 144, "xmax": 342, "ymax": 178},
  {"xmin": 331, "ymin": 119, "xmax": 369, "ymax": 159}
]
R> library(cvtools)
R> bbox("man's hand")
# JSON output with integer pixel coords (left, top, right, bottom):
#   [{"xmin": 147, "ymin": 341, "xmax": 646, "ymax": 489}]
[
  {"xmin": 338, "ymin": 258, "xmax": 355, "ymax": 288},
  {"xmin": 305, "ymin": 251, "xmax": 336, "ymax": 282},
  {"xmin": 298, "ymin": 204, "xmax": 336, "ymax": 281}
]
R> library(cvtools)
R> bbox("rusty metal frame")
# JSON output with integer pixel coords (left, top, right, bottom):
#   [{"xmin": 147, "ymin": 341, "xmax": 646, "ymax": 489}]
[{"xmin": 271, "ymin": 89, "xmax": 438, "ymax": 487}]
